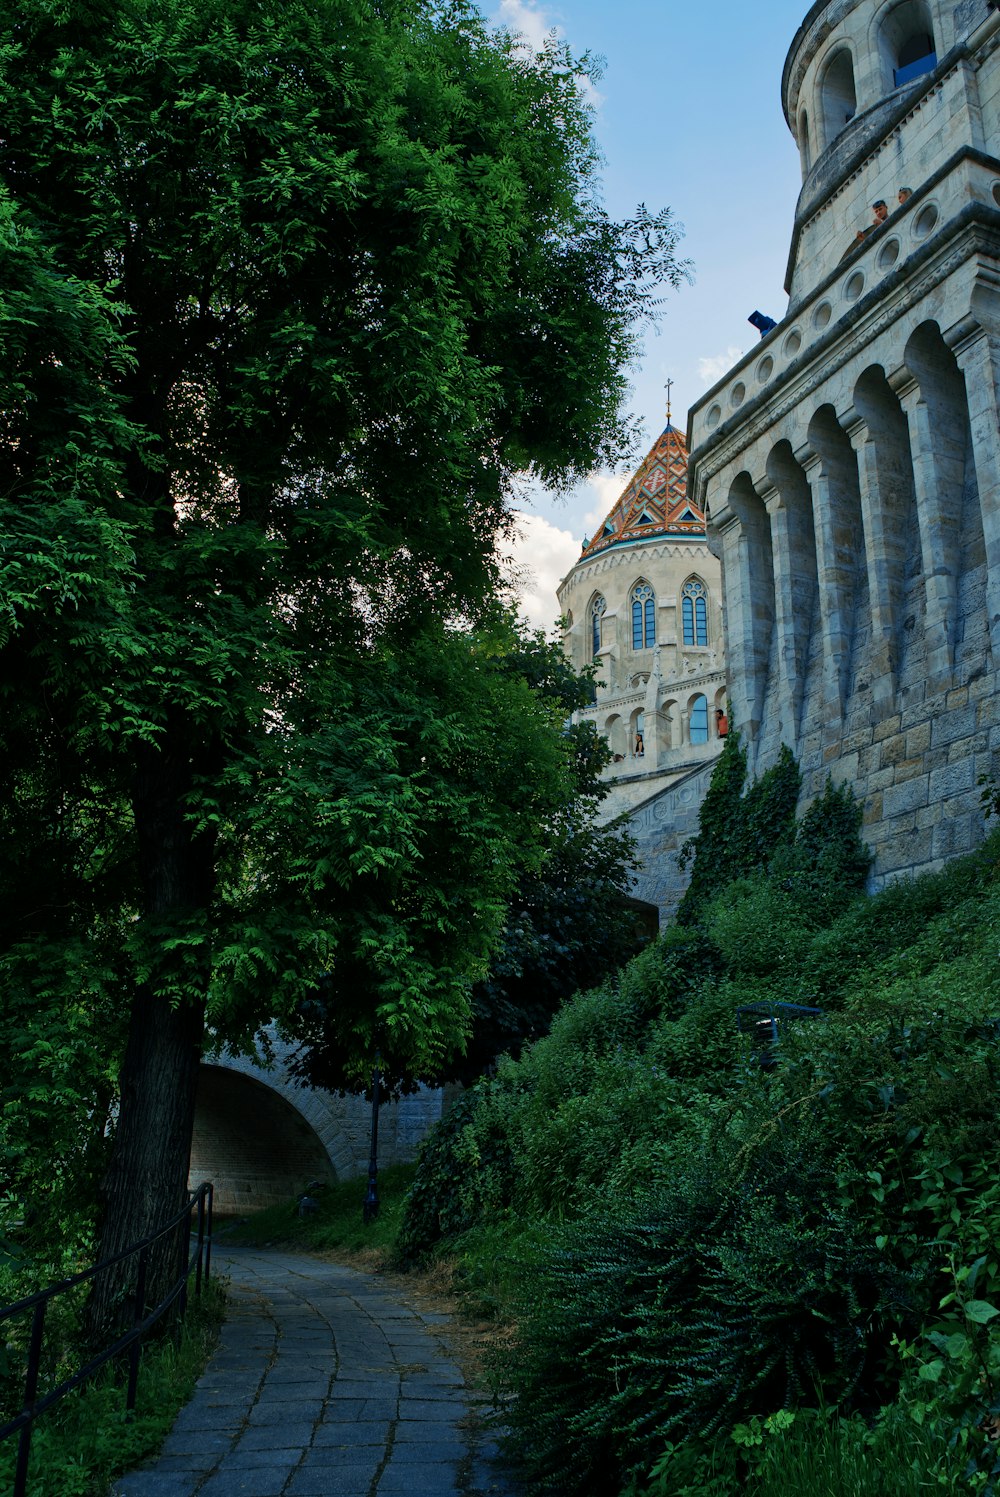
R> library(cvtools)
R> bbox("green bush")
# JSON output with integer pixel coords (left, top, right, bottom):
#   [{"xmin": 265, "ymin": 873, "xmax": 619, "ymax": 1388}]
[
  {"xmin": 497, "ymin": 1135, "xmax": 914, "ymax": 1495},
  {"xmin": 626, "ymin": 1407, "xmax": 976, "ymax": 1497},
  {"xmin": 395, "ymin": 773, "xmax": 1000, "ymax": 1496},
  {"xmin": 396, "ymin": 1090, "xmax": 502, "ymax": 1264}
]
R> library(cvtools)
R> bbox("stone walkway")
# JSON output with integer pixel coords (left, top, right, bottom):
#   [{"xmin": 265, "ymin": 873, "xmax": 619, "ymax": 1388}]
[{"xmin": 112, "ymin": 1248, "xmax": 521, "ymax": 1497}]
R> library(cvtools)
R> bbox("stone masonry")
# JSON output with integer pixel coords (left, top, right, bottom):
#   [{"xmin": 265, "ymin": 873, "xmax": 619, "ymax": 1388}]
[
  {"xmin": 688, "ymin": 0, "xmax": 1000, "ymax": 887},
  {"xmin": 188, "ymin": 1033, "xmax": 450, "ymax": 1214}
]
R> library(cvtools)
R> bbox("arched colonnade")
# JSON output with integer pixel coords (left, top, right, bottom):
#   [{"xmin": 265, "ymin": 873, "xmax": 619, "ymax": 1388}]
[{"xmin": 706, "ymin": 313, "xmax": 1000, "ymax": 764}]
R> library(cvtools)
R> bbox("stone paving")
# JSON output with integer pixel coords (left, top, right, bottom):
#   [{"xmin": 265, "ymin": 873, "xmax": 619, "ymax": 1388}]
[{"xmin": 111, "ymin": 1247, "xmax": 521, "ymax": 1497}]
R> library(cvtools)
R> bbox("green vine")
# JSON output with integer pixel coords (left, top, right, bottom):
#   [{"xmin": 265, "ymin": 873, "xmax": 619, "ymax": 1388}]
[{"xmin": 677, "ymin": 737, "xmax": 869, "ymax": 925}]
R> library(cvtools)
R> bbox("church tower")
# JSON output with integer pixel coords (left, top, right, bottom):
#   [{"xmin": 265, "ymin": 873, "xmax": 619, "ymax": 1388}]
[
  {"xmin": 689, "ymin": 0, "xmax": 1000, "ymax": 887},
  {"xmin": 558, "ymin": 408, "xmax": 727, "ymax": 917}
]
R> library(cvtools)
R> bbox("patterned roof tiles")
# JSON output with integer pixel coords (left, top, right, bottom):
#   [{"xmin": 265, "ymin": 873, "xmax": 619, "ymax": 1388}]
[{"xmin": 580, "ymin": 421, "xmax": 703, "ymax": 560}]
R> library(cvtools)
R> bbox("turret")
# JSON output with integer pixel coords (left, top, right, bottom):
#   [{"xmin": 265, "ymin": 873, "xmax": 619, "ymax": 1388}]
[{"xmin": 780, "ymin": 0, "xmax": 993, "ymax": 302}]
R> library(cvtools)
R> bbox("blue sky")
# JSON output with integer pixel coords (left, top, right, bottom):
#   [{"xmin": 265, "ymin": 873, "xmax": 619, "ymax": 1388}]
[{"xmin": 498, "ymin": 0, "xmax": 809, "ymax": 629}]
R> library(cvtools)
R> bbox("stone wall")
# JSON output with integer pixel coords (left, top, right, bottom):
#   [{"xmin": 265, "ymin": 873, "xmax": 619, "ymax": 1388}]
[
  {"xmin": 621, "ymin": 759, "xmax": 718, "ymax": 919},
  {"xmin": 188, "ymin": 1034, "xmax": 449, "ymax": 1214},
  {"xmin": 688, "ymin": 1, "xmax": 1000, "ymax": 890}
]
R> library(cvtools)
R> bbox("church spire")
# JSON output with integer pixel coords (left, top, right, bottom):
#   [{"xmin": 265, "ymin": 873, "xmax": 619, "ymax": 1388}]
[{"xmin": 579, "ymin": 411, "xmax": 703, "ymax": 561}]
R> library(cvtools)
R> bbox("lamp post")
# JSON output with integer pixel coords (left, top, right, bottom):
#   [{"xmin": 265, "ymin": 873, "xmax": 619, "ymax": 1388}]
[{"xmin": 362, "ymin": 1060, "xmax": 380, "ymax": 1224}]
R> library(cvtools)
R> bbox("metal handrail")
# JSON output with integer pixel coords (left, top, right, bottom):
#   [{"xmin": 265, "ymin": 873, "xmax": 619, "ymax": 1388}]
[{"xmin": 0, "ymin": 1181, "xmax": 213, "ymax": 1497}]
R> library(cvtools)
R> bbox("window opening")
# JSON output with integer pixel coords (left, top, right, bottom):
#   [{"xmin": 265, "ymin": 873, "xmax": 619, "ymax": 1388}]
[
  {"xmin": 894, "ymin": 32, "xmax": 935, "ymax": 86},
  {"xmin": 631, "ymin": 582, "xmax": 655, "ymax": 649},
  {"xmin": 591, "ymin": 595, "xmax": 606, "ymax": 660},
  {"xmin": 821, "ymin": 50, "xmax": 857, "ymax": 145},
  {"xmin": 682, "ymin": 579, "xmax": 709, "ymax": 646},
  {"xmin": 690, "ymin": 694, "xmax": 709, "ymax": 745},
  {"xmin": 634, "ymin": 711, "xmax": 645, "ymax": 757}
]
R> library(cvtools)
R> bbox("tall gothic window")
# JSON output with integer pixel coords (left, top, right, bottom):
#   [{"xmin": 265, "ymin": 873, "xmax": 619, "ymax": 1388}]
[
  {"xmin": 682, "ymin": 578, "xmax": 708, "ymax": 647},
  {"xmin": 631, "ymin": 581, "xmax": 655, "ymax": 650},
  {"xmin": 689, "ymin": 694, "xmax": 709, "ymax": 745},
  {"xmin": 591, "ymin": 595, "xmax": 607, "ymax": 659}
]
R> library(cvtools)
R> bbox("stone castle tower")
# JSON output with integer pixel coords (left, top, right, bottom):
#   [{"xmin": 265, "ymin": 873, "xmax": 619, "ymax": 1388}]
[
  {"xmin": 558, "ymin": 417, "xmax": 727, "ymax": 918},
  {"xmin": 689, "ymin": 0, "xmax": 1000, "ymax": 886}
]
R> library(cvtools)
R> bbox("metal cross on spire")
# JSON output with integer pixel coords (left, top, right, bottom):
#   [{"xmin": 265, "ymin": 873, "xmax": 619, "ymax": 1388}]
[{"xmin": 665, "ymin": 377, "xmax": 674, "ymax": 425}]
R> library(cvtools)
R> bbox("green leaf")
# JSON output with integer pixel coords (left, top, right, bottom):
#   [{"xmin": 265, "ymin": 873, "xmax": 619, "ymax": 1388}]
[{"xmin": 964, "ymin": 1300, "xmax": 1000, "ymax": 1324}]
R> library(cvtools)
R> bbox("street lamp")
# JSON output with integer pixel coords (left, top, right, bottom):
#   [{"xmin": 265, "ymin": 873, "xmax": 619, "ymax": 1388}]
[{"xmin": 362, "ymin": 1059, "xmax": 380, "ymax": 1224}]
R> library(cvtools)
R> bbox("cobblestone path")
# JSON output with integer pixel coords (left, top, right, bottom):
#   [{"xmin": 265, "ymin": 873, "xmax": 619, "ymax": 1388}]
[{"xmin": 112, "ymin": 1247, "xmax": 521, "ymax": 1497}]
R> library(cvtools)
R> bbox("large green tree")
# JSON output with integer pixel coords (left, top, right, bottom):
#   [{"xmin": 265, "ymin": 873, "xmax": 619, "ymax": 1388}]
[
  {"xmin": 0, "ymin": 0, "xmax": 687, "ymax": 1310},
  {"xmin": 291, "ymin": 626, "xmax": 643, "ymax": 1094}
]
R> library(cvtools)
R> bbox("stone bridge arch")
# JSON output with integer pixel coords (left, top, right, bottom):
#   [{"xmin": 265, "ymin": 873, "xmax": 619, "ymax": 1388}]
[{"xmin": 188, "ymin": 1034, "xmax": 448, "ymax": 1215}]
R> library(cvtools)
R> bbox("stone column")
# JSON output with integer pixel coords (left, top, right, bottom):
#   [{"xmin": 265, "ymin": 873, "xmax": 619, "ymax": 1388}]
[
  {"xmin": 893, "ymin": 376, "xmax": 959, "ymax": 683},
  {"xmin": 952, "ymin": 323, "xmax": 1000, "ymax": 658},
  {"xmin": 844, "ymin": 414, "xmax": 901, "ymax": 707},
  {"xmin": 714, "ymin": 512, "xmax": 761, "ymax": 744},
  {"xmin": 797, "ymin": 446, "xmax": 851, "ymax": 723},
  {"xmin": 643, "ymin": 648, "xmax": 663, "ymax": 766},
  {"xmin": 756, "ymin": 477, "xmax": 800, "ymax": 749}
]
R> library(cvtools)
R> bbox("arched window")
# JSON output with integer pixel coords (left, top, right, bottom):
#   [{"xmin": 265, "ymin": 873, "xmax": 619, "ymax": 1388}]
[
  {"xmin": 689, "ymin": 694, "xmax": 709, "ymax": 745},
  {"xmin": 631, "ymin": 581, "xmax": 655, "ymax": 650},
  {"xmin": 820, "ymin": 49, "xmax": 857, "ymax": 147},
  {"xmin": 591, "ymin": 595, "xmax": 606, "ymax": 660},
  {"xmin": 895, "ymin": 30, "xmax": 935, "ymax": 83},
  {"xmin": 881, "ymin": 2, "xmax": 936, "ymax": 89},
  {"xmin": 605, "ymin": 713, "xmax": 626, "ymax": 761},
  {"xmin": 681, "ymin": 578, "xmax": 709, "ymax": 647}
]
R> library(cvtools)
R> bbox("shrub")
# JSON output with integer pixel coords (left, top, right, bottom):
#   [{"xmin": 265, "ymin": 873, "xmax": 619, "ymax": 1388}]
[
  {"xmin": 498, "ymin": 1099, "xmax": 918, "ymax": 1494},
  {"xmin": 395, "ymin": 1090, "xmax": 492, "ymax": 1264}
]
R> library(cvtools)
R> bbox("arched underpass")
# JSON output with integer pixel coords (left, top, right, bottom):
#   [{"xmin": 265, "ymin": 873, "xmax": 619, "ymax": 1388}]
[{"xmin": 189, "ymin": 1064, "xmax": 336, "ymax": 1216}]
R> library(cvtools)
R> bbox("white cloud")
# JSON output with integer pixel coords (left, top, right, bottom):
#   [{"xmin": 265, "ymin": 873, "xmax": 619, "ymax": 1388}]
[
  {"xmin": 697, "ymin": 345, "xmax": 749, "ymax": 387},
  {"xmin": 491, "ymin": 0, "xmax": 603, "ymax": 108},
  {"xmin": 502, "ymin": 512, "xmax": 582, "ymax": 634},
  {"xmin": 496, "ymin": 0, "xmax": 551, "ymax": 53},
  {"xmin": 581, "ymin": 471, "xmax": 627, "ymax": 533}
]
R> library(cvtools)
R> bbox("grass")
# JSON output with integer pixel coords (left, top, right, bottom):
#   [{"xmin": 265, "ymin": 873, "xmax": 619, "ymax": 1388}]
[
  {"xmin": 218, "ymin": 1162, "xmax": 418, "ymax": 1264},
  {"xmin": 629, "ymin": 1410, "xmax": 966, "ymax": 1497},
  {"xmin": 746, "ymin": 1410, "xmax": 968, "ymax": 1497},
  {"xmin": 0, "ymin": 1280, "xmax": 225, "ymax": 1497}
]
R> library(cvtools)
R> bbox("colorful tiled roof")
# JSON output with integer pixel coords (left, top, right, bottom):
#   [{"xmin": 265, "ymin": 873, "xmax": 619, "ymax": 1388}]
[{"xmin": 580, "ymin": 422, "xmax": 703, "ymax": 560}]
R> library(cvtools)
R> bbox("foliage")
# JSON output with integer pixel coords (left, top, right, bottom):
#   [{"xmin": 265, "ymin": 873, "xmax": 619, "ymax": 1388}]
[
  {"xmin": 0, "ymin": 1283, "xmax": 224, "ymax": 1497},
  {"xmin": 493, "ymin": 1103, "xmax": 918, "ymax": 1494},
  {"xmin": 290, "ymin": 623, "xmax": 642, "ymax": 1094},
  {"xmin": 395, "ymin": 1097, "xmax": 487, "ymax": 1266},
  {"xmin": 625, "ymin": 1407, "xmax": 972, "ymax": 1497},
  {"xmin": 676, "ymin": 731, "xmax": 749, "ymax": 921},
  {"xmin": 677, "ymin": 738, "xmax": 870, "ymax": 926},
  {"xmin": 2, "ymin": 0, "xmax": 691, "ymax": 1275},
  {"xmin": 0, "ymin": 955, "xmax": 121, "ymax": 1248},
  {"xmin": 395, "ymin": 797, "xmax": 1000, "ymax": 1495},
  {"xmin": 221, "ymin": 1162, "xmax": 417, "ymax": 1260}
]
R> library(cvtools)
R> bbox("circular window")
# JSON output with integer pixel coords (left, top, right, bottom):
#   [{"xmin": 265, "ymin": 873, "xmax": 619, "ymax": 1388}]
[
  {"xmin": 706, "ymin": 403, "xmax": 721, "ymax": 429},
  {"xmin": 730, "ymin": 382, "xmax": 746, "ymax": 409},
  {"xmin": 913, "ymin": 203, "xmax": 938, "ymax": 239},
  {"xmin": 844, "ymin": 271, "xmax": 865, "ymax": 302},
  {"xmin": 757, "ymin": 355, "xmax": 774, "ymax": 383},
  {"xmin": 877, "ymin": 237, "xmax": 900, "ymax": 270},
  {"xmin": 783, "ymin": 328, "xmax": 802, "ymax": 358},
  {"xmin": 813, "ymin": 301, "xmax": 832, "ymax": 329},
  {"xmin": 992, "ymin": 183, "xmax": 1000, "ymax": 209}
]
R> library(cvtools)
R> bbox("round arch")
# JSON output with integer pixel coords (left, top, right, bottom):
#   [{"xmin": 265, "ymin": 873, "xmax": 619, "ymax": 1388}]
[
  {"xmin": 188, "ymin": 1034, "xmax": 449, "ymax": 1214},
  {"xmin": 189, "ymin": 1064, "xmax": 336, "ymax": 1215}
]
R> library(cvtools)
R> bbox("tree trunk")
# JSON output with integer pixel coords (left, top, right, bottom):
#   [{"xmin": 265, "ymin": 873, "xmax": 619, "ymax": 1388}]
[
  {"xmin": 88, "ymin": 987, "xmax": 205, "ymax": 1338},
  {"xmin": 88, "ymin": 725, "xmax": 214, "ymax": 1339}
]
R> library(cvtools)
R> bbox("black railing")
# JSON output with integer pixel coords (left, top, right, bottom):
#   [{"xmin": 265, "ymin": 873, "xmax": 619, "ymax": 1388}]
[{"xmin": 0, "ymin": 1181, "xmax": 213, "ymax": 1497}]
